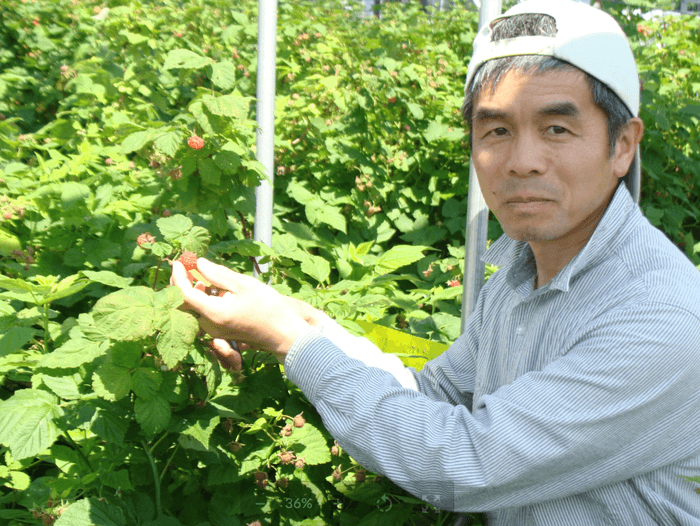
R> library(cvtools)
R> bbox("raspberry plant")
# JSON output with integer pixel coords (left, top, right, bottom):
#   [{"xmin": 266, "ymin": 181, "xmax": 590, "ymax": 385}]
[{"xmin": 0, "ymin": 0, "xmax": 698, "ymax": 525}]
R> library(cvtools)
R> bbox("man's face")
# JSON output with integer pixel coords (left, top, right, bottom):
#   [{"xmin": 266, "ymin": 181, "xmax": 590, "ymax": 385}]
[{"xmin": 471, "ymin": 68, "xmax": 627, "ymax": 249}]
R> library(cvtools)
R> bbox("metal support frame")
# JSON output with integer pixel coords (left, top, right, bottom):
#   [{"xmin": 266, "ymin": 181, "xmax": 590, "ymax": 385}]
[{"xmin": 253, "ymin": 0, "xmax": 278, "ymax": 277}]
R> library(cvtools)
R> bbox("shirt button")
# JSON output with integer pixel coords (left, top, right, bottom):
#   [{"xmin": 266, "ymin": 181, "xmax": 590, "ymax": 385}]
[{"xmin": 515, "ymin": 325, "xmax": 525, "ymax": 336}]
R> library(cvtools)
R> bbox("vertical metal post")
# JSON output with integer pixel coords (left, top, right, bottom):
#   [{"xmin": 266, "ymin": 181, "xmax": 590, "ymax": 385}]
[
  {"xmin": 460, "ymin": 0, "xmax": 501, "ymax": 333},
  {"xmin": 253, "ymin": 0, "xmax": 278, "ymax": 277}
]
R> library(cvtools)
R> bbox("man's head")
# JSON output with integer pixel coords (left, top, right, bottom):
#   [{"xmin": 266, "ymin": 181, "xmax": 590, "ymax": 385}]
[
  {"xmin": 462, "ymin": 0, "xmax": 643, "ymax": 203},
  {"xmin": 461, "ymin": 0, "xmax": 644, "ymax": 260}
]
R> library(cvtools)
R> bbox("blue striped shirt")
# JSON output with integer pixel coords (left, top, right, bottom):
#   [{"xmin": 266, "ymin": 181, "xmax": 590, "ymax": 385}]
[{"xmin": 284, "ymin": 182, "xmax": 700, "ymax": 525}]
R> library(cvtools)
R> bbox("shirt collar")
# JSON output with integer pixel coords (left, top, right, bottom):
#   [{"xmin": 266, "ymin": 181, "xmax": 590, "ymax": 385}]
[{"xmin": 482, "ymin": 182, "xmax": 640, "ymax": 293}]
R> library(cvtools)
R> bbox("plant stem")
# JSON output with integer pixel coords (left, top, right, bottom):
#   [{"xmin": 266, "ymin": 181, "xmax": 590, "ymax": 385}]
[
  {"xmin": 142, "ymin": 440, "xmax": 162, "ymax": 517},
  {"xmin": 42, "ymin": 303, "xmax": 51, "ymax": 354},
  {"xmin": 159, "ymin": 444, "xmax": 180, "ymax": 483}
]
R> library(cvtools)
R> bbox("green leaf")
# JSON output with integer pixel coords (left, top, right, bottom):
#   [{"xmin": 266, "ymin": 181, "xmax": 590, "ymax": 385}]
[
  {"xmin": 179, "ymin": 413, "xmax": 220, "ymax": 451},
  {"xmin": 154, "ymin": 129, "xmax": 183, "ymax": 157},
  {"xmin": 375, "ymin": 245, "xmax": 428, "ymax": 275},
  {"xmin": 82, "ymin": 270, "xmax": 133, "ymax": 289},
  {"xmin": 0, "ymin": 327, "xmax": 37, "ymax": 358},
  {"xmin": 92, "ymin": 363, "xmax": 132, "ymax": 401},
  {"xmin": 211, "ymin": 60, "xmax": 237, "ymax": 90},
  {"xmin": 109, "ymin": 340, "xmax": 143, "ymax": 369},
  {"xmin": 54, "ymin": 498, "xmax": 126, "ymax": 526},
  {"xmin": 202, "ymin": 93, "xmax": 249, "ymax": 118},
  {"xmin": 155, "ymin": 309, "xmax": 198, "ymax": 369},
  {"xmin": 0, "ymin": 226, "xmax": 21, "ymax": 256},
  {"xmin": 300, "ymin": 254, "xmax": 331, "ymax": 284},
  {"xmin": 198, "ymin": 158, "xmax": 221, "ymax": 186},
  {"xmin": 37, "ymin": 338, "xmax": 107, "ymax": 369},
  {"xmin": 406, "ymin": 102, "xmax": 424, "ymax": 119},
  {"xmin": 280, "ymin": 423, "xmax": 331, "ymax": 465},
  {"xmin": 100, "ymin": 469, "xmax": 134, "ymax": 491},
  {"xmin": 157, "ymin": 214, "xmax": 193, "ymax": 241},
  {"xmin": 306, "ymin": 202, "xmax": 347, "ymax": 233},
  {"xmin": 135, "ymin": 394, "xmax": 171, "ymax": 436},
  {"xmin": 132, "ymin": 368, "xmax": 162, "ymax": 400},
  {"xmin": 121, "ymin": 129, "xmax": 153, "ymax": 154},
  {"xmin": 92, "ymin": 287, "xmax": 156, "ymax": 341},
  {"xmin": 38, "ymin": 373, "xmax": 82, "ymax": 400},
  {"xmin": 0, "ymin": 389, "xmax": 63, "ymax": 460},
  {"xmin": 163, "ymin": 49, "xmax": 213, "ymax": 70}
]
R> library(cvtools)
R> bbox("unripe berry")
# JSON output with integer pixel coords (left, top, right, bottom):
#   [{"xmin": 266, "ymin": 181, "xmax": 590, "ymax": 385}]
[
  {"xmin": 293, "ymin": 412, "xmax": 305, "ymax": 428},
  {"xmin": 280, "ymin": 424, "xmax": 293, "ymax": 437},
  {"xmin": 355, "ymin": 470, "xmax": 366, "ymax": 482},
  {"xmin": 279, "ymin": 451, "xmax": 295, "ymax": 464},
  {"xmin": 294, "ymin": 457, "xmax": 306, "ymax": 470},
  {"xmin": 137, "ymin": 232, "xmax": 155, "ymax": 247}
]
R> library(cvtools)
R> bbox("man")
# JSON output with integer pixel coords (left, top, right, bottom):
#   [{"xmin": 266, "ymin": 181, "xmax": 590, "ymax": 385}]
[{"xmin": 171, "ymin": 0, "xmax": 700, "ymax": 523}]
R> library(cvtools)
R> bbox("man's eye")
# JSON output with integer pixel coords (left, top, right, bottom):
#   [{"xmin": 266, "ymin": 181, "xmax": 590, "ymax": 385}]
[
  {"xmin": 491, "ymin": 127, "xmax": 509, "ymax": 136},
  {"xmin": 547, "ymin": 125, "xmax": 568, "ymax": 135}
]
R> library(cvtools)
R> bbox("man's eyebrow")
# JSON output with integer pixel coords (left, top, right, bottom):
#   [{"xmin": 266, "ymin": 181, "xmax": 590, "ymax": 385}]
[
  {"xmin": 474, "ymin": 108, "xmax": 509, "ymax": 123},
  {"xmin": 538, "ymin": 101, "xmax": 580, "ymax": 118}
]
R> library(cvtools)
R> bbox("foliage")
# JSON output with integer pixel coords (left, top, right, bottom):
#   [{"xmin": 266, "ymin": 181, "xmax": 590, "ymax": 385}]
[{"xmin": 0, "ymin": 0, "xmax": 697, "ymax": 525}]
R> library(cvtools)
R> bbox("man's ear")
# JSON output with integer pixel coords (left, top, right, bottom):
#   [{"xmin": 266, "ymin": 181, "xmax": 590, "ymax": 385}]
[{"xmin": 613, "ymin": 117, "xmax": 644, "ymax": 178}]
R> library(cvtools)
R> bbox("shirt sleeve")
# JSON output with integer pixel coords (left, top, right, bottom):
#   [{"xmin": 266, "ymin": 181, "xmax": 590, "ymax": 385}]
[{"xmin": 283, "ymin": 301, "xmax": 700, "ymax": 512}]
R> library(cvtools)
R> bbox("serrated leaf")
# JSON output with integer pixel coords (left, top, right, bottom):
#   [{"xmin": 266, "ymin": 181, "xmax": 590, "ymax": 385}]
[
  {"xmin": 109, "ymin": 340, "xmax": 143, "ymax": 369},
  {"xmin": 0, "ymin": 389, "xmax": 63, "ymax": 460},
  {"xmin": 88, "ymin": 402, "xmax": 129, "ymax": 445},
  {"xmin": 281, "ymin": 423, "xmax": 331, "ymax": 465},
  {"xmin": 156, "ymin": 310, "xmax": 198, "ymax": 369},
  {"xmin": 132, "ymin": 368, "xmax": 162, "ymax": 400},
  {"xmin": 300, "ymin": 254, "xmax": 331, "ymax": 284},
  {"xmin": 121, "ymin": 129, "xmax": 153, "ymax": 154},
  {"xmin": 159, "ymin": 371, "xmax": 189, "ymax": 404},
  {"xmin": 92, "ymin": 287, "xmax": 156, "ymax": 341},
  {"xmin": 92, "ymin": 363, "xmax": 132, "ymax": 401},
  {"xmin": 156, "ymin": 214, "xmax": 193, "ymax": 241},
  {"xmin": 178, "ymin": 413, "xmax": 220, "ymax": 451},
  {"xmin": 198, "ymin": 158, "xmax": 221, "ymax": 186},
  {"xmin": 306, "ymin": 202, "xmax": 347, "ymax": 233},
  {"xmin": 101, "ymin": 469, "xmax": 134, "ymax": 491},
  {"xmin": 0, "ymin": 327, "xmax": 37, "ymax": 358},
  {"xmin": 37, "ymin": 338, "xmax": 107, "ymax": 369},
  {"xmin": 163, "ymin": 49, "xmax": 213, "ymax": 70},
  {"xmin": 55, "ymin": 498, "xmax": 126, "ymax": 526},
  {"xmin": 38, "ymin": 373, "xmax": 82, "ymax": 400},
  {"xmin": 82, "ymin": 270, "xmax": 133, "ymax": 289},
  {"xmin": 153, "ymin": 130, "xmax": 183, "ymax": 157},
  {"xmin": 211, "ymin": 60, "xmax": 236, "ymax": 90},
  {"xmin": 202, "ymin": 93, "xmax": 248, "ymax": 117},
  {"xmin": 375, "ymin": 245, "xmax": 428, "ymax": 275},
  {"xmin": 135, "ymin": 394, "xmax": 171, "ymax": 436},
  {"xmin": 406, "ymin": 102, "xmax": 424, "ymax": 119}
]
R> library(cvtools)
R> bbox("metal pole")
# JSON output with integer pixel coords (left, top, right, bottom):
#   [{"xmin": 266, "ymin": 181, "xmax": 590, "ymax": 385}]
[
  {"xmin": 460, "ymin": 0, "xmax": 501, "ymax": 333},
  {"xmin": 253, "ymin": 0, "xmax": 278, "ymax": 277}
]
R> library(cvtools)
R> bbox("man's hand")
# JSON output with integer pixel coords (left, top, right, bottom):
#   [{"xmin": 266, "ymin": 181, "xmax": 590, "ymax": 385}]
[{"xmin": 170, "ymin": 257, "xmax": 312, "ymax": 364}]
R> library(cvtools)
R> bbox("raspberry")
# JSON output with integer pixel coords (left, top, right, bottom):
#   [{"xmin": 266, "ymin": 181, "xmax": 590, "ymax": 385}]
[
  {"xmin": 332, "ymin": 467, "xmax": 342, "ymax": 481},
  {"xmin": 331, "ymin": 445, "xmax": 340, "ymax": 456},
  {"xmin": 293, "ymin": 412, "xmax": 305, "ymax": 428},
  {"xmin": 276, "ymin": 477, "xmax": 289, "ymax": 488},
  {"xmin": 448, "ymin": 279, "xmax": 461, "ymax": 288},
  {"xmin": 294, "ymin": 457, "xmax": 306, "ymax": 470},
  {"xmin": 279, "ymin": 451, "xmax": 295, "ymax": 464},
  {"xmin": 280, "ymin": 424, "xmax": 293, "ymax": 437},
  {"xmin": 178, "ymin": 251, "xmax": 197, "ymax": 271},
  {"xmin": 355, "ymin": 470, "xmax": 366, "ymax": 483},
  {"xmin": 188, "ymin": 135, "xmax": 204, "ymax": 150},
  {"xmin": 137, "ymin": 232, "xmax": 155, "ymax": 247}
]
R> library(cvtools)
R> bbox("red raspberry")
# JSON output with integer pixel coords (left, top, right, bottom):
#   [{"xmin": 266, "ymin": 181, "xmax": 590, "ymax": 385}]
[
  {"xmin": 188, "ymin": 135, "xmax": 204, "ymax": 150},
  {"xmin": 137, "ymin": 232, "xmax": 155, "ymax": 247},
  {"xmin": 178, "ymin": 251, "xmax": 197, "ymax": 271},
  {"xmin": 293, "ymin": 412, "xmax": 305, "ymax": 428},
  {"xmin": 448, "ymin": 279, "xmax": 461, "ymax": 288}
]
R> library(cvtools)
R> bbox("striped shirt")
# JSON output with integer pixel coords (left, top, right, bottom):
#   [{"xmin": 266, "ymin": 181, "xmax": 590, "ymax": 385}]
[{"xmin": 284, "ymin": 182, "xmax": 700, "ymax": 525}]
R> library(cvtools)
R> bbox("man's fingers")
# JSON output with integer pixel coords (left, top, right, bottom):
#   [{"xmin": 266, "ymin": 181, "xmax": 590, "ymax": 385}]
[
  {"xmin": 210, "ymin": 338, "xmax": 242, "ymax": 371},
  {"xmin": 195, "ymin": 258, "xmax": 244, "ymax": 292},
  {"xmin": 171, "ymin": 261, "xmax": 218, "ymax": 317}
]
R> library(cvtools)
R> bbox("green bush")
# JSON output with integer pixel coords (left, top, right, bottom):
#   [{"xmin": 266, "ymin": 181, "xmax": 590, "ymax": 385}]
[{"xmin": 0, "ymin": 1, "xmax": 697, "ymax": 525}]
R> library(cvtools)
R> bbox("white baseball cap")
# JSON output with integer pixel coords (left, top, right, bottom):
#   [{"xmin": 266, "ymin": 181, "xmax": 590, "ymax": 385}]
[{"xmin": 465, "ymin": 0, "xmax": 642, "ymax": 202}]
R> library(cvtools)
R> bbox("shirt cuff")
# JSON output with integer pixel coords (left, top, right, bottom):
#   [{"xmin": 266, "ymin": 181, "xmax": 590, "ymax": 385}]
[{"xmin": 283, "ymin": 328, "xmax": 346, "ymax": 405}]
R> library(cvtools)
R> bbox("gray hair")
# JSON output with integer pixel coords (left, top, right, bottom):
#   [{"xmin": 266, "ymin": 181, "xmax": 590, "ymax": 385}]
[{"xmin": 461, "ymin": 13, "xmax": 633, "ymax": 161}]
